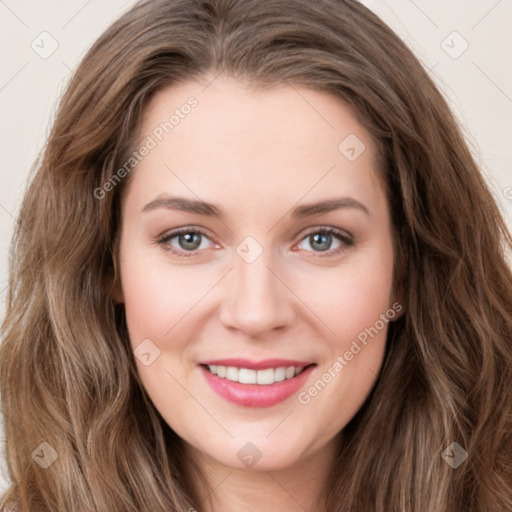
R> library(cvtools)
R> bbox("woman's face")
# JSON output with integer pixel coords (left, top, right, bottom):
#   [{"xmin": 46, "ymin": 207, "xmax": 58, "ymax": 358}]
[{"xmin": 114, "ymin": 75, "xmax": 400, "ymax": 471}]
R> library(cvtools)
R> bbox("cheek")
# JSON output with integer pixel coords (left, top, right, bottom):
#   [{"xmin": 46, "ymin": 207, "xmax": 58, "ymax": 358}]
[
  {"xmin": 332, "ymin": 267, "xmax": 393, "ymax": 344},
  {"xmin": 296, "ymin": 247, "xmax": 395, "ymax": 350},
  {"xmin": 121, "ymin": 271, "xmax": 176, "ymax": 345},
  {"xmin": 119, "ymin": 242, "xmax": 214, "ymax": 346}
]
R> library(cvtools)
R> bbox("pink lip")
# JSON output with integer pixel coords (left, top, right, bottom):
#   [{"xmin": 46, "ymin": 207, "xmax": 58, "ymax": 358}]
[
  {"xmin": 198, "ymin": 358, "xmax": 313, "ymax": 370},
  {"xmin": 199, "ymin": 364, "xmax": 316, "ymax": 408}
]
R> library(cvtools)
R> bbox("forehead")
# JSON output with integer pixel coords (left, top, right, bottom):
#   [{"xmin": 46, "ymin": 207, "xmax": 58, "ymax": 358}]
[{"xmin": 123, "ymin": 76, "xmax": 386, "ymax": 218}]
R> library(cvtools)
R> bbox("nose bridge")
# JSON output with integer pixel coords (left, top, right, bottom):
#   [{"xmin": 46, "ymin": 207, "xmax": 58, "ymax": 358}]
[{"xmin": 219, "ymin": 239, "xmax": 294, "ymax": 335}]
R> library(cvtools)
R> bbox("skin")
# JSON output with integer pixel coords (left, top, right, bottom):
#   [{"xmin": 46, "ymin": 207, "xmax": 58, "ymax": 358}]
[{"xmin": 113, "ymin": 75, "xmax": 401, "ymax": 512}]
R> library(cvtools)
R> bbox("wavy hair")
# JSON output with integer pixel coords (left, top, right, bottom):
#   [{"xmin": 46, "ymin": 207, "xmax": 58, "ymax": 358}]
[{"xmin": 1, "ymin": 0, "xmax": 511, "ymax": 510}]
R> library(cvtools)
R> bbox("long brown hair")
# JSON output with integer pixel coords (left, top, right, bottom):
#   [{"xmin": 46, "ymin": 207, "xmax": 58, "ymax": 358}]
[{"xmin": 1, "ymin": 0, "xmax": 511, "ymax": 510}]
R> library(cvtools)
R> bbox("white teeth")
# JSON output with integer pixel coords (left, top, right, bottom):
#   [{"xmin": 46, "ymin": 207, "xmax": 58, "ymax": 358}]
[
  {"xmin": 225, "ymin": 366, "xmax": 238, "ymax": 381},
  {"xmin": 238, "ymin": 368, "xmax": 257, "ymax": 384},
  {"xmin": 285, "ymin": 367, "xmax": 295, "ymax": 379},
  {"xmin": 256, "ymin": 368, "xmax": 275, "ymax": 385},
  {"xmin": 274, "ymin": 367, "xmax": 286, "ymax": 382},
  {"xmin": 206, "ymin": 364, "xmax": 308, "ymax": 385}
]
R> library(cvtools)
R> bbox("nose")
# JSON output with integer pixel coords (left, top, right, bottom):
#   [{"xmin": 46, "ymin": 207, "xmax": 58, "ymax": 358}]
[{"xmin": 219, "ymin": 246, "xmax": 296, "ymax": 337}]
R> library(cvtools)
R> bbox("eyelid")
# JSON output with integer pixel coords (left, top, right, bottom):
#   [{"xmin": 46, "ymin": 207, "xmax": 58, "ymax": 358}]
[
  {"xmin": 298, "ymin": 225, "xmax": 352, "ymax": 241},
  {"xmin": 294, "ymin": 226, "xmax": 354, "ymax": 258},
  {"xmin": 155, "ymin": 226, "xmax": 219, "ymax": 257}
]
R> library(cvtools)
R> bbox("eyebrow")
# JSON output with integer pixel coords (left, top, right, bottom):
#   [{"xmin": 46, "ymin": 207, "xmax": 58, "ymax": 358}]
[{"xmin": 141, "ymin": 195, "xmax": 370, "ymax": 218}]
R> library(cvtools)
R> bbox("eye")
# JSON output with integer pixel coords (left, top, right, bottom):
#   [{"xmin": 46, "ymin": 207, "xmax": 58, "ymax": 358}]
[
  {"xmin": 156, "ymin": 227, "xmax": 216, "ymax": 257},
  {"xmin": 296, "ymin": 227, "xmax": 353, "ymax": 258},
  {"xmin": 156, "ymin": 226, "xmax": 354, "ymax": 259}
]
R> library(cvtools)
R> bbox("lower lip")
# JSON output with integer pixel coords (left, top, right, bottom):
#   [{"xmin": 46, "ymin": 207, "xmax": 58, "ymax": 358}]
[{"xmin": 199, "ymin": 364, "xmax": 316, "ymax": 407}]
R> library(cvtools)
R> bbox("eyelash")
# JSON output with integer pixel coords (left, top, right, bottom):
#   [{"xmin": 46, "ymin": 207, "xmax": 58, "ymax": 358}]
[{"xmin": 155, "ymin": 226, "xmax": 354, "ymax": 259}]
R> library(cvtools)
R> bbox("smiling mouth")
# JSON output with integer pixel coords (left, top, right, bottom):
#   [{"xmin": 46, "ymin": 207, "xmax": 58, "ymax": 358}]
[{"xmin": 200, "ymin": 363, "xmax": 316, "ymax": 385}]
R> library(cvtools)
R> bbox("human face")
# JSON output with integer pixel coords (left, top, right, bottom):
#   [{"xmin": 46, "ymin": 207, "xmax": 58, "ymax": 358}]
[{"xmin": 114, "ymin": 75, "xmax": 398, "ymax": 472}]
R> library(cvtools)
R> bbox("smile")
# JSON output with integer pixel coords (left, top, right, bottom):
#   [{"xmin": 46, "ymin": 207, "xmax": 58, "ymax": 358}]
[{"xmin": 199, "ymin": 363, "xmax": 317, "ymax": 407}]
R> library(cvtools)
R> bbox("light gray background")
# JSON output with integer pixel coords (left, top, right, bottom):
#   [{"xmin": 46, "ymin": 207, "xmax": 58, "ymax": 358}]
[{"xmin": 1, "ymin": 0, "xmax": 511, "ymax": 494}]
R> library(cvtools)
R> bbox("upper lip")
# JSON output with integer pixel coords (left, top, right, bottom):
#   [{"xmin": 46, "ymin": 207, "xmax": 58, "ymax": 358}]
[{"xmin": 198, "ymin": 358, "xmax": 315, "ymax": 370}]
